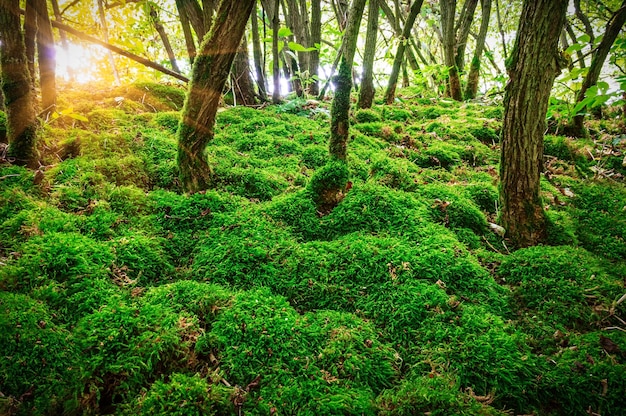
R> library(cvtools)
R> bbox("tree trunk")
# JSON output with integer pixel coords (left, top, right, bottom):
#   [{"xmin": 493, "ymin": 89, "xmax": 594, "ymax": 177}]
[
  {"xmin": 329, "ymin": 0, "xmax": 367, "ymax": 160},
  {"xmin": 309, "ymin": 0, "xmax": 321, "ymax": 96},
  {"xmin": 177, "ymin": 0, "xmax": 256, "ymax": 193},
  {"xmin": 202, "ymin": 0, "xmax": 216, "ymax": 35},
  {"xmin": 148, "ymin": 3, "xmax": 181, "ymax": 73},
  {"xmin": 24, "ymin": 0, "xmax": 36, "ymax": 84},
  {"xmin": 250, "ymin": 6, "xmax": 267, "ymax": 101},
  {"xmin": 441, "ymin": 0, "xmax": 462, "ymax": 101},
  {"xmin": 177, "ymin": 0, "xmax": 206, "ymax": 43},
  {"xmin": 572, "ymin": 0, "xmax": 626, "ymax": 136},
  {"xmin": 269, "ymin": 0, "xmax": 281, "ymax": 103},
  {"xmin": 34, "ymin": 0, "xmax": 56, "ymax": 116},
  {"xmin": 384, "ymin": 0, "xmax": 424, "ymax": 104},
  {"xmin": 358, "ymin": 0, "xmax": 378, "ymax": 109},
  {"xmin": 97, "ymin": 0, "xmax": 121, "ymax": 84},
  {"xmin": 464, "ymin": 0, "xmax": 491, "ymax": 100},
  {"xmin": 564, "ymin": 21, "xmax": 586, "ymax": 69},
  {"xmin": 232, "ymin": 35, "xmax": 256, "ymax": 106},
  {"xmin": 494, "ymin": 0, "xmax": 507, "ymax": 60},
  {"xmin": 379, "ymin": 0, "xmax": 420, "ymax": 71},
  {"xmin": 176, "ymin": 0, "xmax": 198, "ymax": 65},
  {"xmin": 454, "ymin": 0, "xmax": 478, "ymax": 72},
  {"xmin": 0, "ymin": 0, "xmax": 39, "ymax": 168},
  {"xmin": 499, "ymin": 0, "xmax": 567, "ymax": 248}
]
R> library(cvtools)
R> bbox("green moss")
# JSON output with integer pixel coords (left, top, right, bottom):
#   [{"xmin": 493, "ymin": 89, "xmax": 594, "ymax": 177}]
[
  {"xmin": 382, "ymin": 107, "xmax": 413, "ymax": 122},
  {"xmin": 0, "ymin": 292, "xmax": 81, "ymax": 415},
  {"xmin": 111, "ymin": 233, "xmax": 174, "ymax": 284},
  {"xmin": 498, "ymin": 246, "xmax": 623, "ymax": 337},
  {"xmin": 0, "ymin": 110, "xmax": 6, "ymax": 142},
  {"xmin": 355, "ymin": 108, "xmax": 382, "ymax": 123},
  {"xmin": 149, "ymin": 111, "xmax": 181, "ymax": 133},
  {"xmin": 128, "ymin": 373, "xmax": 234, "ymax": 416},
  {"xmin": 419, "ymin": 184, "xmax": 488, "ymax": 234},
  {"xmin": 415, "ymin": 141, "xmax": 462, "ymax": 169}
]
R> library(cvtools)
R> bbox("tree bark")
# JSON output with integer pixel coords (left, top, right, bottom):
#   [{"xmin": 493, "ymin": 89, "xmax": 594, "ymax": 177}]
[
  {"xmin": 270, "ymin": 0, "xmax": 281, "ymax": 103},
  {"xmin": 572, "ymin": 0, "xmax": 626, "ymax": 135},
  {"xmin": 250, "ymin": 6, "xmax": 267, "ymax": 101},
  {"xmin": 441, "ymin": 0, "xmax": 462, "ymax": 101},
  {"xmin": 0, "ymin": 0, "xmax": 39, "ymax": 168},
  {"xmin": 454, "ymin": 0, "xmax": 478, "ymax": 71},
  {"xmin": 177, "ymin": 0, "xmax": 255, "ymax": 193},
  {"xmin": 175, "ymin": 0, "xmax": 198, "ymax": 65},
  {"xmin": 148, "ymin": 3, "xmax": 180, "ymax": 73},
  {"xmin": 232, "ymin": 35, "xmax": 257, "ymax": 106},
  {"xmin": 464, "ymin": 0, "xmax": 491, "ymax": 99},
  {"xmin": 24, "ymin": 0, "xmax": 36, "ymax": 84},
  {"xmin": 34, "ymin": 0, "xmax": 56, "ymax": 115},
  {"xmin": 97, "ymin": 0, "xmax": 121, "ymax": 84},
  {"xmin": 358, "ymin": 0, "xmax": 378, "ymax": 109},
  {"xmin": 309, "ymin": 0, "xmax": 322, "ymax": 96},
  {"xmin": 384, "ymin": 0, "xmax": 424, "ymax": 104},
  {"xmin": 499, "ymin": 0, "xmax": 568, "ymax": 248},
  {"xmin": 329, "ymin": 0, "xmax": 367, "ymax": 160}
]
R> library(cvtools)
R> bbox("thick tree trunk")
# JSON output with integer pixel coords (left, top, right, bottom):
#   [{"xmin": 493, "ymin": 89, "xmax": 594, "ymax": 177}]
[
  {"xmin": 309, "ymin": 0, "xmax": 321, "ymax": 96},
  {"xmin": 441, "ymin": 0, "xmax": 462, "ymax": 101},
  {"xmin": 499, "ymin": 0, "xmax": 567, "ymax": 248},
  {"xmin": 0, "ymin": 0, "xmax": 39, "ymax": 168},
  {"xmin": 384, "ymin": 0, "xmax": 424, "ymax": 104},
  {"xmin": 464, "ymin": 0, "xmax": 491, "ymax": 100},
  {"xmin": 34, "ymin": 0, "xmax": 56, "ymax": 115},
  {"xmin": 148, "ymin": 3, "xmax": 180, "ymax": 73},
  {"xmin": 358, "ymin": 0, "xmax": 378, "ymax": 109},
  {"xmin": 250, "ymin": 6, "xmax": 268, "ymax": 101},
  {"xmin": 572, "ymin": 0, "xmax": 626, "ymax": 136},
  {"xmin": 232, "ymin": 35, "xmax": 256, "ymax": 106},
  {"xmin": 177, "ymin": 0, "xmax": 256, "ymax": 193}
]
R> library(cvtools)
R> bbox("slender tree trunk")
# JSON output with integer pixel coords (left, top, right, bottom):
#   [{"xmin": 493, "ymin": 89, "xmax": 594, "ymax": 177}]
[
  {"xmin": 573, "ymin": 0, "xmax": 594, "ymax": 44},
  {"xmin": 384, "ymin": 0, "xmax": 424, "ymax": 104},
  {"xmin": 176, "ymin": 0, "xmax": 198, "ymax": 65},
  {"xmin": 148, "ymin": 4, "xmax": 181, "ymax": 73},
  {"xmin": 499, "ymin": 0, "xmax": 568, "ymax": 248},
  {"xmin": 51, "ymin": 0, "xmax": 75, "ymax": 81},
  {"xmin": 494, "ymin": 0, "xmax": 507, "ymax": 60},
  {"xmin": 454, "ymin": 0, "xmax": 478, "ymax": 72},
  {"xmin": 177, "ymin": 0, "xmax": 206, "ymax": 42},
  {"xmin": 250, "ymin": 6, "xmax": 267, "ymax": 101},
  {"xmin": 177, "ymin": 0, "xmax": 256, "ymax": 193},
  {"xmin": 232, "ymin": 35, "xmax": 256, "ymax": 106},
  {"xmin": 24, "ymin": 0, "xmax": 36, "ymax": 84},
  {"xmin": 329, "ymin": 0, "xmax": 367, "ymax": 160},
  {"xmin": 358, "ymin": 0, "xmax": 378, "ymax": 109},
  {"xmin": 464, "ymin": 0, "xmax": 491, "ymax": 100},
  {"xmin": 0, "ymin": 0, "xmax": 39, "ymax": 168},
  {"xmin": 202, "ymin": 0, "xmax": 215, "ymax": 34},
  {"xmin": 34, "ymin": 0, "xmax": 56, "ymax": 116},
  {"xmin": 379, "ymin": 0, "xmax": 420, "ymax": 71},
  {"xmin": 441, "ymin": 0, "xmax": 462, "ymax": 101},
  {"xmin": 309, "ymin": 0, "xmax": 321, "ymax": 96},
  {"xmin": 97, "ymin": 0, "xmax": 121, "ymax": 84},
  {"xmin": 564, "ymin": 21, "xmax": 586, "ymax": 69},
  {"xmin": 572, "ymin": 0, "xmax": 626, "ymax": 135},
  {"xmin": 271, "ymin": 0, "xmax": 281, "ymax": 103}
]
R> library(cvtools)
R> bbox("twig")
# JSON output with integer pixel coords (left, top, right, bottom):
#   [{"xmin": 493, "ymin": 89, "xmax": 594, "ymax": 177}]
[{"xmin": 0, "ymin": 174, "xmax": 20, "ymax": 180}]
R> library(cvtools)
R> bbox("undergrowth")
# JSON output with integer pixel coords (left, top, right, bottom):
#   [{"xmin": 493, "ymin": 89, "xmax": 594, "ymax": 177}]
[{"xmin": 0, "ymin": 83, "xmax": 624, "ymax": 416}]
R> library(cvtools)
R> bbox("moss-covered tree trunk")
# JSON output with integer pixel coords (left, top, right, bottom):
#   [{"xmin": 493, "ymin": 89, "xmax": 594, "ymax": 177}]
[
  {"xmin": 232, "ymin": 35, "xmax": 257, "ymax": 106},
  {"xmin": 499, "ymin": 0, "xmax": 568, "ymax": 248},
  {"xmin": 0, "ymin": 0, "xmax": 38, "ymax": 168},
  {"xmin": 383, "ymin": 0, "xmax": 424, "ymax": 105},
  {"xmin": 34, "ymin": 0, "xmax": 56, "ymax": 116},
  {"xmin": 329, "ymin": 0, "xmax": 367, "ymax": 160},
  {"xmin": 177, "ymin": 0, "xmax": 256, "ymax": 193},
  {"xmin": 571, "ymin": 0, "xmax": 626, "ymax": 136},
  {"xmin": 464, "ymin": 0, "xmax": 491, "ymax": 100},
  {"xmin": 441, "ymin": 0, "xmax": 462, "ymax": 101},
  {"xmin": 358, "ymin": 0, "xmax": 378, "ymax": 109}
]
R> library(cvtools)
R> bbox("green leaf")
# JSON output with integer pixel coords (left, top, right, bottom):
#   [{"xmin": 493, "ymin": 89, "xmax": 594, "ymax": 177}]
[
  {"xmin": 565, "ymin": 43, "xmax": 583, "ymax": 54},
  {"xmin": 68, "ymin": 113, "xmax": 89, "ymax": 122},
  {"xmin": 288, "ymin": 41, "xmax": 317, "ymax": 52},
  {"xmin": 278, "ymin": 27, "xmax": 293, "ymax": 37},
  {"xmin": 577, "ymin": 34, "xmax": 591, "ymax": 43},
  {"xmin": 597, "ymin": 81, "xmax": 609, "ymax": 92}
]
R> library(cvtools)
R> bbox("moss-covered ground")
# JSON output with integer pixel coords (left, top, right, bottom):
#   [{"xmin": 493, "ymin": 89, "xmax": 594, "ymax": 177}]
[{"xmin": 1, "ymin": 83, "xmax": 625, "ymax": 415}]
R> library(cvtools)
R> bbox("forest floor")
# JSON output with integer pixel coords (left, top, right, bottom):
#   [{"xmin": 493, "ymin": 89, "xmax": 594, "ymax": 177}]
[{"xmin": 1, "ymin": 82, "xmax": 625, "ymax": 416}]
